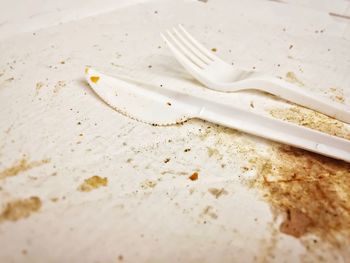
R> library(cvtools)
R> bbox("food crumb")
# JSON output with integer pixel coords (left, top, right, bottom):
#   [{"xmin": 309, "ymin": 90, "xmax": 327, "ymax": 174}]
[
  {"xmin": 164, "ymin": 158, "xmax": 170, "ymax": 163},
  {"xmin": 90, "ymin": 76, "xmax": 100, "ymax": 83},
  {"xmin": 211, "ymin": 48, "xmax": 217, "ymax": 52},
  {"xmin": 78, "ymin": 176, "xmax": 108, "ymax": 192},
  {"xmin": 184, "ymin": 148, "xmax": 191, "ymax": 152},
  {"xmin": 189, "ymin": 172, "xmax": 199, "ymax": 181}
]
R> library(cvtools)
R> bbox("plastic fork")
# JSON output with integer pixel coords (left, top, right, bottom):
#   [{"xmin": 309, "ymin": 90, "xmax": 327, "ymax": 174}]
[{"xmin": 161, "ymin": 25, "xmax": 350, "ymax": 124}]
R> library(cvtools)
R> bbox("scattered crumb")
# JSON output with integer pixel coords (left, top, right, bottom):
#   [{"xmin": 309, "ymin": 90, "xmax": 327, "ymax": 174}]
[
  {"xmin": 118, "ymin": 255, "xmax": 124, "ymax": 261},
  {"xmin": 250, "ymin": 101, "xmax": 255, "ymax": 108},
  {"xmin": 289, "ymin": 44, "xmax": 293, "ymax": 49},
  {"xmin": 78, "ymin": 176, "xmax": 108, "ymax": 192},
  {"xmin": 189, "ymin": 172, "xmax": 199, "ymax": 181},
  {"xmin": 184, "ymin": 148, "xmax": 191, "ymax": 152},
  {"xmin": 164, "ymin": 158, "xmax": 170, "ymax": 163},
  {"xmin": 0, "ymin": 196, "xmax": 42, "ymax": 222},
  {"xmin": 166, "ymin": 102, "xmax": 172, "ymax": 106},
  {"xmin": 211, "ymin": 48, "xmax": 217, "ymax": 52},
  {"xmin": 327, "ymin": 87, "xmax": 345, "ymax": 104},
  {"xmin": 50, "ymin": 198, "xmax": 59, "ymax": 202}
]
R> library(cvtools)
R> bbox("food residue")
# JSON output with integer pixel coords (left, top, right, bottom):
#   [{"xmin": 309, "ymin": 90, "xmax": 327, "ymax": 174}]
[
  {"xmin": 245, "ymin": 145, "xmax": 350, "ymax": 245},
  {"xmin": 0, "ymin": 157, "xmax": 50, "ymax": 180},
  {"xmin": 211, "ymin": 48, "xmax": 217, "ymax": 52},
  {"xmin": 285, "ymin": 71, "xmax": 304, "ymax": 86},
  {"xmin": 78, "ymin": 175, "xmax": 108, "ymax": 192},
  {"xmin": 189, "ymin": 172, "xmax": 199, "ymax": 181},
  {"xmin": 0, "ymin": 196, "xmax": 42, "ymax": 222},
  {"xmin": 270, "ymin": 106, "xmax": 350, "ymax": 140},
  {"xmin": 90, "ymin": 76, "xmax": 100, "ymax": 83}
]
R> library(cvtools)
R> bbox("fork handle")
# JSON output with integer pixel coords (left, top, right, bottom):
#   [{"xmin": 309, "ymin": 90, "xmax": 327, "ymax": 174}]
[{"xmin": 224, "ymin": 78, "xmax": 350, "ymax": 124}]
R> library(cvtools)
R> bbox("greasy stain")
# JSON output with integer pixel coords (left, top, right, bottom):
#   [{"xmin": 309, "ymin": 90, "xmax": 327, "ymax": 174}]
[
  {"xmin": 270, "ymin": 106, "xmax": 350, "ymax": 140},
  {"xmin": 90, "ymin": 76, "xmax": 100, "ymax": 83},
  {"xmin": 0, "ymin": 158, "xmax": 50, "ymax": 180},
  {"xmin": 78, "ymin": 175, "xmax": 108, "ymax": 192},
  {"xmin": 246, "ymin": 145, "xmax": 350, "ymax": 245},
  {"xmin": 285, "ymin": 71, "xmax": 304, "ymax": 86},
  {"xmin": 0, "ymin": 196, "xmax": 42, "ymax": 222}
]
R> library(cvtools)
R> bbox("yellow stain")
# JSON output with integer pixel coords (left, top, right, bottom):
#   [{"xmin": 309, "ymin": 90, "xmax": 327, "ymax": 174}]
[
  {"xmin": 85, "ymin": 67, "xmax": 89, "ymax": 74},
  {"xmin": 90, "ymin": 76, "xmax": 100, "ymax": 83}
]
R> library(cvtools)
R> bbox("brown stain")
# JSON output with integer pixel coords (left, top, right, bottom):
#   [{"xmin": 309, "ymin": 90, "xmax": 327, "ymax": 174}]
[
  {"xmin": 285, "ymin": 71, "xmax": 304, "ymax": 86},
  {"xmin": 0, "ymin": 196, "xmax": 42, "ymax": 222},
  {"xmin": 78, "ymin": 175, "xmax": 108, "ymax": 192},
  {"xmin": 208, "ymin": 188, "xmax": 228, "ymax": 199},
  {"xmin": 246, "ymin": 145, "xmax": 350, "ymax": 246},
  {"xmin": 270, "ymin": 106, "xmax": 350, "ymax": 140},
  {"xmin": 0, "ymin": 158, "xmax": 50, "ymax": 180},
  {"xmin": 90, "ymin": 76, "xmax": 100, "ymax": 83}
]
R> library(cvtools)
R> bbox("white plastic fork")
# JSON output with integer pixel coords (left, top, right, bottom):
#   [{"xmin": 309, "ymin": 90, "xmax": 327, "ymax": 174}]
[{"xmin": 161, "ymin": 25, "xmax": 350, "ymax": 124}]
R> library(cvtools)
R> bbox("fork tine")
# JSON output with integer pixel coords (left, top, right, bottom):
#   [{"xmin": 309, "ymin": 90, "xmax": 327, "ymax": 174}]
[
  {"xmin": 172, "ymin": 28, "xmax": 212, "ymax": 65},
  {"xmin": 161, "ymin": 33, "xmax": 204, "ymax": 78},
  {"xmin": 178, "ymin": 24, "xmax": 218, "ymax": 62},
  {"xmin": 166, "ymin": 29, "xmax": 207, "ymax": 69}
]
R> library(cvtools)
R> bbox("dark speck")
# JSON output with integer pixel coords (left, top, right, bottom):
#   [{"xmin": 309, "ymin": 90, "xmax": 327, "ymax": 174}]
[
  {"xmin": 211, "ymin": 48, "xmax": 217, "ymax": 52},
  {"xmin": 77, "ymin": 122, "xmax": 81, "ymax": 125},
  {"xmin": 289, "ymin": 44, "xmax": 293, "ymax": 49},
  {"xmin": 148, "ymin": 65, "xmax": 152, "ymax": 68},
  {"xmin": 184, "ymin": 148, "xmax": 191, "ymax": 152}
]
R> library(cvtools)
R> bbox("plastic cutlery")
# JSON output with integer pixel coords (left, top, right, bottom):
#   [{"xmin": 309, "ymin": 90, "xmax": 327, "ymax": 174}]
[
  {"xmin": 85, "ymin": 67, "xmax": 350, "ymax": 162},
  {"xmin": 161, "ymin": 25, "xmax": 350, "ymax": 124}
]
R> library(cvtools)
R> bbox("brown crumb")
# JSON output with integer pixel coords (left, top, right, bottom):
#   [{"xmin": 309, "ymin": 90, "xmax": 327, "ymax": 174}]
[
  {"xmin": 164, "ymin": 158, "xmax": 170, "ymax": 163},
  {"xmin": 118, "ymin": 255, "xmax": 124, "ymax": 261},
  {"xmin": 78, "ymin": 176, "xmax": 108, "ymax": 192},
  {"xmin": 211, "ymin": 48, "xmax": 217, "ymax": 52},
  {"xmin": 184, "ymin": 148, "xmax": 191, "ymax": 152},
  {"xmin": 0, "ymin": 196, "xmax": 42, "ymax": 222},
  {"xmin": 189, "ymin": 172, "xmax": 199, "ymax": 181},
  {"xmin": 90, "ymin": 76, "xmax": 100, "ymax": 83},
  {"xmin": 166, "ymin": 102, "xmax": 172, "ymax": 106}
]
